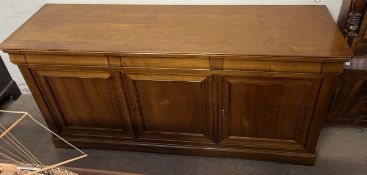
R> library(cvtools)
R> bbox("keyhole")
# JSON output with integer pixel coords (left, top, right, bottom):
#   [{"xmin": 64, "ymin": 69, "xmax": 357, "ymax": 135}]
[{"xmin": 221, "ymin": 109, "xmax": 225, "ymax": 117}]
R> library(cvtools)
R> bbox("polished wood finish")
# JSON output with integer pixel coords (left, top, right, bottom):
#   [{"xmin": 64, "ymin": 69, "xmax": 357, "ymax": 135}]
[
  {"xmin": 328, "ymin": 58, "xmax": 367, "ymax": 126},
  {"xmin": 327, "ymin": 0, "xmax": 367, "ymax": 127},
  {"xmin": 31, "ymin": 66, "xmax": 134, "ymax": 138},
  {"xmin": 217, "ymin": 75, "xmax": 321, "ymax": 152},
  {"xmin": 123, "ymin": 71, "xmax": 214, "ymax": 143},
  {"xmin": 0, "ymin": 4, "xmax": 351, "ymax": 59},
  {"xmin": 337, "ymin": 0, "xmax": 366, "ymax": 46},
  {"xmin": 337, "ymin": 0, "xmax": 367, "ymax": 53},
  {"xmin": 0, "ymin": 4, "xmax": 351, "ymax": 165}
]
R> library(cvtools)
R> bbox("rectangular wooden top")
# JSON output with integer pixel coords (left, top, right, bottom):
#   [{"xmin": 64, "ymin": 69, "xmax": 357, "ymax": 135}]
[{"xmin": 0, "ymin": 4, "xmax": 352, "ymax": 61}]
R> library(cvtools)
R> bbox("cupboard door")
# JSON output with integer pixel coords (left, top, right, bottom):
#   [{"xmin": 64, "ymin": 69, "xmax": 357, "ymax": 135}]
[
  {"xmin": 32, "ymin": 68, "xmax": 134, "ymax": 138},
  {"xmin": 217, "ymin": 75, "xmax": 321, "ymax": 151},
  {"xmin": 123, "ymin": 72, "xmax": 214, "ymax": 143}
]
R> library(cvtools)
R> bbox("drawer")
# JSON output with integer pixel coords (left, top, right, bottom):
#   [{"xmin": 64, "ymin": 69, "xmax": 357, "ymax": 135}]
[
  {"xmin": 121, "ymin": 56, "xmax": 210, "ymax": 69},
  {"xmin": 223, "ymin": 57, "xmax": 322, "ymax": 73},
  {"xmin": 24, "ymin": 54, "xmax": 109, "ymax": 66}
]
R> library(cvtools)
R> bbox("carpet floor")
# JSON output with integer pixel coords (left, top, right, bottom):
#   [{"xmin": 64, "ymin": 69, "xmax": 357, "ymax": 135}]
[{"xmin": 0, "ymin": 95, "xmax": 366, "ymax": 175}]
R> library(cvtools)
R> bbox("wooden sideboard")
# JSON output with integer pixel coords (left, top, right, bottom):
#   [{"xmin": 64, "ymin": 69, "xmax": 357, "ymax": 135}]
[{"xmin": 0, "ymin": 4, "xmax": 351, "ymax": 165}]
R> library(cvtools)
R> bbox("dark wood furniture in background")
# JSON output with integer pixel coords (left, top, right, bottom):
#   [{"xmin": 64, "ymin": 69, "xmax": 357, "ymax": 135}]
[
  {"xmin": 0, "ymin": 4, "xmax": 351, "ymax": 165},
  {"xmin": 328, "ymin": 0, "xmax": 367, "ymax": 127},
  {"xmin": 0, "ymin": 56, "xmax": 21, "ymax": 103},
  {"xmin": 328, "ymin": 58, "xmax": 367, "ymax": 126}
]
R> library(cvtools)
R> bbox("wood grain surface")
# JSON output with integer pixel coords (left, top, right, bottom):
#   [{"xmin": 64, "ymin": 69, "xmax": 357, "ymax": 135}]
[
  {"xmin": 0, "ymin": 4, "xmax": 351, "ymax": 59},
  {"xmin": 0, "ymin": 4, "xmax": 353, "ymax": 165}
]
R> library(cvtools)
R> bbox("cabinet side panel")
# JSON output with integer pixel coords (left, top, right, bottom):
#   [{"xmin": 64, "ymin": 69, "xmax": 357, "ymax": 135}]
[
  {"xmin": 17, "ymin": 65, "xmax": 60, "ymax": 133},
  {"xmin": 305, "ymin": 76, "xmax": 338, "ymax": 153}
]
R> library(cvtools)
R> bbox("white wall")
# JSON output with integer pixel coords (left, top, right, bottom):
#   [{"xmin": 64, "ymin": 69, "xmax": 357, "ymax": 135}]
[
  {"xmin": 0, "ymin": 0, "xmax": 45, "ymax": 93},
  {"xmin": 1, "ymin": 0, "xmax": 343, "ymax": 93}
]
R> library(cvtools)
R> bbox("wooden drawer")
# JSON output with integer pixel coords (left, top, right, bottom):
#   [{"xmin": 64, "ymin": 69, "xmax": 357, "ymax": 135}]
[
  {"xmin": 121, "ymin": 56, "xmax": 210, "ymax": 69},
  {"xmin": 24, "ymin": 55, "xmax": 109, "ymax": 66}
]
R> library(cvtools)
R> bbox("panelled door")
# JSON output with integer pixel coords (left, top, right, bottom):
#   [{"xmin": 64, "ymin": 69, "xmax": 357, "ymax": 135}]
[
  {"xmin": 216, "ymin": 74, "xmax": 321, "ymax": 151},
  {"xmin": 32, "ymin": 67, "xmax": 134, "ymax": 138},
  {"xmin": 123, "ymin": 71, "xmax": 214, "ymax": 143}
]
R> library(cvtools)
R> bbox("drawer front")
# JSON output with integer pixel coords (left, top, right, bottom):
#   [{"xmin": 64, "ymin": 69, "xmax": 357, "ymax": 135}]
[
  {"xmin": 223, "ymin": 59, "xmax": 322, "ymax": 73},
  {"xmin": 121, "ymin": 56, "xmax": 210, "ymax": 69},
  {"xmin": 24, "ymin": 54, "xmax": 109, "ymax": 66}
]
